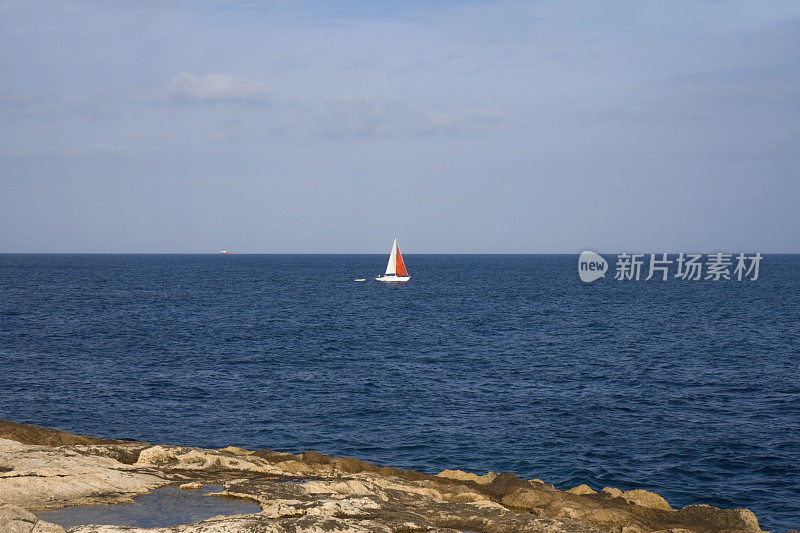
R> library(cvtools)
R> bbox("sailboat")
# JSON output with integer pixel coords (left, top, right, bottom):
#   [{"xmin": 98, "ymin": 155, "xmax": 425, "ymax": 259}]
[{"xmin": 375, "ymin": 238, "xmax": 410, "ymax": 282}]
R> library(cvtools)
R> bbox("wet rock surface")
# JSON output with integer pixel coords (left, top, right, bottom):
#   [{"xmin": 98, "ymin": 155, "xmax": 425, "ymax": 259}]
[{"xmin": 0, "ymin": 420, "xmax": 764, "ymax": 532}]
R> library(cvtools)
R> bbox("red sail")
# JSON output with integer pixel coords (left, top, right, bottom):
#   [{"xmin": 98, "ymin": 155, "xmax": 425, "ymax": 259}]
[{"xmin": 395, "ymin": 244, "xmax": 408, "ymax": 276}]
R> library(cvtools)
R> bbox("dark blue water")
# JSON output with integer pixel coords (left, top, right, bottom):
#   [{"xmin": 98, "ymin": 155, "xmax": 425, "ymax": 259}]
[{"xmin": 1, "ymin": 254, "xmax": 798, "ymax": 531}]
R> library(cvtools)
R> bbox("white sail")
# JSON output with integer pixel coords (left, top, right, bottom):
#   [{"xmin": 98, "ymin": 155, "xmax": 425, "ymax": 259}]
[{"xmin": 384, "ymin": 238, "xmax": 397, "ymax": 275}]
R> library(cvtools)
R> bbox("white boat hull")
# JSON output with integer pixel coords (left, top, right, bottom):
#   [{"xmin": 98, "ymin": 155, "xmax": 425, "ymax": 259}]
[{"xmin": 375, "ymin": 275, "xmax": 410, "ymax": 282}]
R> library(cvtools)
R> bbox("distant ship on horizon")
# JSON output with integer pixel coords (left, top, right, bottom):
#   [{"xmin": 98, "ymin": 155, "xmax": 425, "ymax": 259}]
[{"xmin": 220, "ymin": 250, "xmax": 237, "ymax": 255}]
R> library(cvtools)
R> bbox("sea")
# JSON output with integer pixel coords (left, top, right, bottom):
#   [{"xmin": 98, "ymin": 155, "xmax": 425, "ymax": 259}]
[{"xmin": 0, "ymin": 254, "xmax": 798, "ymax": 531}]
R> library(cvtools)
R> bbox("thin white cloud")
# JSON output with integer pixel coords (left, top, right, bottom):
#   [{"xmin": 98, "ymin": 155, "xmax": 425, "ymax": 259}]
[
  {"xmin": 0, "ymin": 94, "xmax": 113, "ymax": 119},
  {"xmin": 308, "ymin": 98, "xmax": 500, "ymax": 138},
  {"xmin": 167, "ymin": 72, "xmax": 270, "ymax": 102},
  {"xmin": 162, "ymin": 71, "xmax": 501, "ymax": 137}
]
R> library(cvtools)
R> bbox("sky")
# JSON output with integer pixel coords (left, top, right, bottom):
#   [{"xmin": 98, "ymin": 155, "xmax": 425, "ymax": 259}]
[{"xmin": 1, "ymin": 0, "xmax": 799, "ymax": 253}]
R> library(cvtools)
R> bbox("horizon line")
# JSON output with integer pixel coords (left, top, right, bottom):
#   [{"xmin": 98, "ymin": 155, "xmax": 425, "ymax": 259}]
[{"xmin": 0, "ymin": 251, "xmax": 797, "ymax": 256}]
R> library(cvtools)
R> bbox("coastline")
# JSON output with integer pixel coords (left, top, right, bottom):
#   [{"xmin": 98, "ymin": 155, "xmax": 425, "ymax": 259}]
[{"xmin": 0, "ymin": 420, "xmax": 762, "ymax": 533}]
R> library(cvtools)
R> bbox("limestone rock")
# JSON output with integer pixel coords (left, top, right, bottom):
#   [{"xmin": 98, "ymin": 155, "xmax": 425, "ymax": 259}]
[
  {"xmin": 567, "ymin": 484, "xmax": 597, "ymax": 495},
  {"xmin": 218, "ymin": 446, "xmax": 253, "ymax": 456},
  {"xmin": 274, "ymin": 459, "xmax": 319, "ymax": 474},
  {"xmin": 0, "ymin": 504, "xmax": 66, "ymax": 533},
  {"xmin": 0, "ymin": 420, "xmax": 765, "ymax": 533},
  {"xmin": 622, "ymin": 488, "xmax": 672, "ymax": 510},
  {"xmin": 0, "ymin": 439, "xmax": 167, "ymax": 509},
  {"xmin": 135, "ymin": 445, "xmax": 284, "ymax": 475},
  {"xmin": 501, "ymin": 483, "xmax": 762, "ymax": 533},
  {"xmin": 677, "ymin": 504, "xmax": 761, "ymax": 532},
  {"xmin": 0, "ymin": 420, "xmax": 118, "ymax": 447},
  {"xmin": 621, "ymin": 526, "xmax": 646, "ymax": 533},
  {"xmin": 437, "ymin": 469, "xmax": 497, "ymax": 484}
]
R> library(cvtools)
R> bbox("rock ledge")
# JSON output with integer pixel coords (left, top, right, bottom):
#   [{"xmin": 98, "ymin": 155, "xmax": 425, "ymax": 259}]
[{"xmin": 0, "ymin": 420, "xmax": 763, "ymax": 533}]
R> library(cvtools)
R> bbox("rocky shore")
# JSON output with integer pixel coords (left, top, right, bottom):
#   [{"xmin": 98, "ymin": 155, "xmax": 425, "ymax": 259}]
[{"xmin": 0, "ymin": 420, "xmax": 762, "ymax": 533}]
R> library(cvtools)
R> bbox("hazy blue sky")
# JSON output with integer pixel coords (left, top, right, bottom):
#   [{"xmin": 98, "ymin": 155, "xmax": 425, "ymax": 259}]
[{"xmin": 1, "ymin": 1, "xmax": 798, "ymax": 253}]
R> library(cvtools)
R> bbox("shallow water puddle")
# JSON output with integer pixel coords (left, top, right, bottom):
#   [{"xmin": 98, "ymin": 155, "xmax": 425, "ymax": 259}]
[{"xmin": 35, "ymin": 484, "xmax": 260, "ymax": 528}]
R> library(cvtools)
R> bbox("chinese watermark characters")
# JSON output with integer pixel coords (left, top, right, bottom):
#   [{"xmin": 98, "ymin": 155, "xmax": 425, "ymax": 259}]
[{"xmin": 578, "ymin": 252, "xmax": 761, "ymax": 283}]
